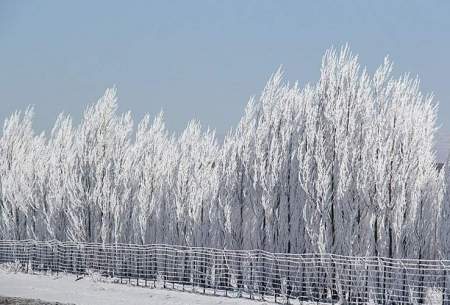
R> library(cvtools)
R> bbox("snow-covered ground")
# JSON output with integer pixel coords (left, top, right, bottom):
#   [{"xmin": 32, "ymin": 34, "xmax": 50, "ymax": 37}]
[{"xmin": 0, "ymin": 271, "xmax": 273, "ymax": 305}]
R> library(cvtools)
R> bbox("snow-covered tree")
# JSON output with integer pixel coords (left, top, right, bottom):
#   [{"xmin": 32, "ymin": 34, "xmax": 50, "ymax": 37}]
[{"xmin": 0, "ymin": 46, "xmax": 443, "ymax": 261}]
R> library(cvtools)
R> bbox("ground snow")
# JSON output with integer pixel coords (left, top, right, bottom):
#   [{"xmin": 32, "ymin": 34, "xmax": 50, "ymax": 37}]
[
  {"xmin": 0, "ymin": 271, "xmax": 272, "ymax": 305},
  {"xmin": 1, "ymin": 271, "xmax": 443, "ymax": 305}
]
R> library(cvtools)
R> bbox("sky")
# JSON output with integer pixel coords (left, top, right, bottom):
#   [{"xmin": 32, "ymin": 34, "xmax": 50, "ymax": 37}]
[{"xmin": 1, "ymin": 1, "xmax": 450, "ymax": 160}]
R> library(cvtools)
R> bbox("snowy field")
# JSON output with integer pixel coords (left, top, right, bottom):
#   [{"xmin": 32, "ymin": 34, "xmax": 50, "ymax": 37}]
[{"xmin": 0, "ymin": 271, "xmax": 273, "ymax": 305}]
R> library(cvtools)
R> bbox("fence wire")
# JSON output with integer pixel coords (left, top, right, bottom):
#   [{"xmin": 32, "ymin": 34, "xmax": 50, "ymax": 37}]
[{"xmin": 0, "ymin": 239, "xmax": 449, "ymax": 304}]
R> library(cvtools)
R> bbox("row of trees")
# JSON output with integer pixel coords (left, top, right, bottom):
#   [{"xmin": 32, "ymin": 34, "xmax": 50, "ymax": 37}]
[{"xmin": 0, "ymin": 47, "xmax": 448, "ymax": 259}]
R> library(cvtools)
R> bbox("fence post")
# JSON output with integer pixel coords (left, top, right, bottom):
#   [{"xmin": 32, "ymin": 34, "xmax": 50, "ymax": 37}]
[
  {"xmin": 56, "ymin": 241, "xmax": 60, "ymax": 275},
  {"xmin": 26, "ymin": 241, "xmax": 30, "ymax": 273},
  {"xmin": 224, "ymin": 250, "xmax": 228, "ymax": 297},
  {"xmin": 128, "ymin": 246, "xmax": 131, "ymax": 284},
  {"xmin": 249, "ymin": 251, "xmax": 253, "ymax": 300},
  {"xmin": 213, "ymin": 249, "xmax": 217, "ymax": 296},
  {"xmin": 182, "ymin": 247, "xmax": 187, "ymax": 291},
  {"xmin": 286, "ymin": 253, "xmax": 291, "ymax": 305},
  {"xmin": 153, "ymin": 246, "xmax": 157, "ymax": 288},
  {"xmin": 443, "ymin": 261, "xmax": 449, "ymax": 305},
  {"xmin": 164, "ymin": 246, "xmax": 167, "ymax": 289},
  {"xmin": 173, "ymin": 248, "xmax": 176, "ymax": 289},
  {"xmin": 145, "ymin": 246, "xmax": 148, "ymax": 287},
  {"xmin": 202, "ymin": 248, "xmax": 206, "ymax": 294}
]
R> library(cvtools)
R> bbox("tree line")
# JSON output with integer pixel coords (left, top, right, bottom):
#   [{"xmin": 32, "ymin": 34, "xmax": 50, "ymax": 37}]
[{"xmin": 1, "ymin": 47, "xmax": 448, "ymax": 260}]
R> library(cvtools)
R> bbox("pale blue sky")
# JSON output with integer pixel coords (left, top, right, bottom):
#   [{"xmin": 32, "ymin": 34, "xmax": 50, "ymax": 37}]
[{"xmin": 1, "ymin": 1, "xmax": 450, "ymax": 159}]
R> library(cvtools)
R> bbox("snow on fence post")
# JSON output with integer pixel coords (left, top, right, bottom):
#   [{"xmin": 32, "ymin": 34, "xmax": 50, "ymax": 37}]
[
  {"xmin": 286, "ymin": 253, "xmax": 292, "ymax": 304},
  {"xmin": 40, "ymin": 241, "xmax": 45, "ymax": 272},
  {"xmin": 50, "ymin": 241, "xmax": 54, "ymax": 273},
  {"xmin": 76, "ymin": 243, "xmax": 80, "ymax": 276},
  {"xmin": 150, "ymin": 245, "xmax": 155, "ymax": 287},
  {"xmin": 444, "ymin": 261, "xmax": 450, "ymax": 305},
  {"xmin": 202, "ymin": 248, "xmax": 206, "ymax": 294},
  {"xmin": 17, "ymin": 240, "xmax": 22, "ymax": 270},
  {"xmin": 236, "ymin": 249, "xmax": 242, "ymax": 295},
  {"xmin": 144, "ymin": 245, "xmax": 148, "ymax": 287},
  {"xmin": 126, "ymin": 245, "xmax": 131, "ymax": 284},
  {"xmin": 195, "ymin": 248, "xmax": 199, "ymax": 292},
  {"xmin": 182, "ymin": 246, "xmax": 188, "ymax": 291},
  {"xmin": 53, "ymin": 240, "xmax": 59, "ymax": 274},
  {"xmin": 55, "ymin": 241, "xmax": 60, "ymax": 275},
  {"xmin": 100, "ymin": 244, "xmax": 105, "ymax": 277},
  {"xmin": 34, "ymin": 241, "xmax": 38, "ymax": 272},
  {"xmin": 213, "ymin": 248, "xmax": 217, "ymax": 295},
  {"xmin": 119, "ymin": 244, "xmax": 124, "ymax": 283},
  {"xmin": 151, "ymin": 244, "xmax": 156, "ymax": 286},
  {"xmin": 132, "ymin": 245, "xmax": 137, "ymax": 284},
  {"xmin": 109, "ymin": 244, "xmax": 114, "ymax": 278},
  {"xmin": 74, "ymin": 243, "xmax": 78, "ymax": 275},
  {"xmin": 163, "ymin": 245, "xmax": 167, "ymax": 288},
  {"xmin": 210, "ymin": 248, "xmax": 214, "ymax": 294},
  {"xmin": 327, "ymin": 255, "xmax": 337, "ymax": 301},
  {"xmin": 191, "ymin": 247, "xmax": 195, "ymax": 292},
  {"xmin": 418, "ymin": 258, "xmax": 425, "ymax": 304},
  {"xmin": 66, "ymin": 243, "xmax": 76, "ymax": 273},
  {"xmin": 262, "ymin": 250, "xmax": 268, "ymax": 298},
  {"xmin": 221, "ymin": 249, "xmax": 230, "ymax": 296},
  {"xmin": 24, "ymin": 240, "xmax": 28, "ymax": 273},
  {"xmin": 172, "ymin": 247, "xmax": 177, "ymax": 289},
  {"xmin": 12, "ymin": 240, "xmax": 16, "ymax": 267},
  {"xmin": 401, "ymin": 260, "xmax": 407, "ymax": 304},
  {"xmin": 249, "ymin": 250, "xmax": 253, "ymax": 300},
  {"xmin": 47, "ymin": 241, "xmax": 51, "ymax": 272},
  {"xmin": 16, "ymin": 240, "xmax": 21, "ymax": 270},
  {"xmin": 375, "ymin": 256, "xmax": 381, "ymax": 305}
]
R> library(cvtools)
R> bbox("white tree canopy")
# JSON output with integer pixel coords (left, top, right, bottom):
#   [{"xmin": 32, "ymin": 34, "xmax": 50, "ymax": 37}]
[{"xmin": 0, "ymin": 47, "xmax": 445, "ymax": 259}]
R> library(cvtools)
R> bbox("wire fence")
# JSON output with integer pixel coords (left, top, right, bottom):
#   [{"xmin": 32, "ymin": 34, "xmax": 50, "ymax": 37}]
[{"xmin": 0, "ymin": 239, "xmax": 449, "ymax": 305}]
